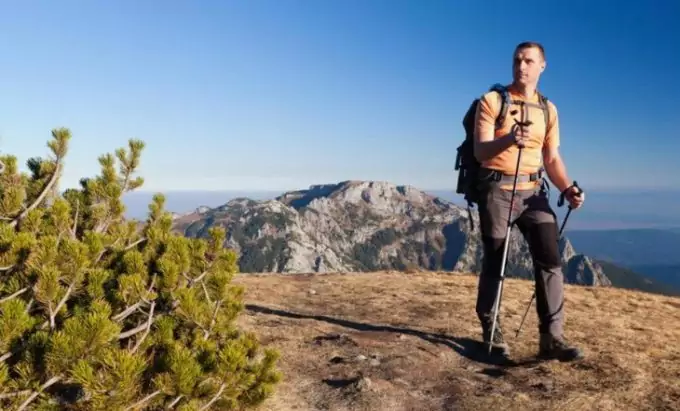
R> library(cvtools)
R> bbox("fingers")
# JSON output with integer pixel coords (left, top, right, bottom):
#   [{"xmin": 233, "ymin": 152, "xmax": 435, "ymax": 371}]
[
  {"xmin": 511, "ymin": 124, "xmax": 530, "ymax": 147},
  {"xmin": 568, "ymin": 191, "xmax": 585, "ymax": 208}
]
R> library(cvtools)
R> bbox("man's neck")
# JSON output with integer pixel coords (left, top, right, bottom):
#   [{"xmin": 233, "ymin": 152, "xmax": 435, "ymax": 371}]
[{"xmin": 510, "ymin": 82, "xmax": 537, "ymax": 98}]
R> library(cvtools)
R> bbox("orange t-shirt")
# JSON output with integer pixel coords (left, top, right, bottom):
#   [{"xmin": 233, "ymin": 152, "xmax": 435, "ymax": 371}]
[{"xmin": 474, "ymin": 85, "xmax": 559, "ymax": 190}]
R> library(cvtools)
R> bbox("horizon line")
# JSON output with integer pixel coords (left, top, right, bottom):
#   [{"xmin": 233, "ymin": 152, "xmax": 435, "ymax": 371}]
[{"xmin": 120, "ymin": 186, "xmax": 680, "ymax": 194}]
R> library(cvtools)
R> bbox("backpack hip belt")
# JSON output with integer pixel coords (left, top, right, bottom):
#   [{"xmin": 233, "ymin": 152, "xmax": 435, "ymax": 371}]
[{"xmin": 480, "ymin": 167, "xmax": 544, "ymax": 185}]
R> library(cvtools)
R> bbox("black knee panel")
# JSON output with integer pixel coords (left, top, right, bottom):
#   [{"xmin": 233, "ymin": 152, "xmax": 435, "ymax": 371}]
[
  {"xmin": 481, "ymin": 236, "xmax": 506, "ymax": 278},
  {"xmin": 529, "ymin": 222, "xmax": 562, "ymax": 269}
]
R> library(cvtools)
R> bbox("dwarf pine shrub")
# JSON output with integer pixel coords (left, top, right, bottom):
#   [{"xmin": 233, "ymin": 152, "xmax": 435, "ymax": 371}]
[{"xmin": 0, "ymin": 128, "xmax": 281, "ymax": 410}]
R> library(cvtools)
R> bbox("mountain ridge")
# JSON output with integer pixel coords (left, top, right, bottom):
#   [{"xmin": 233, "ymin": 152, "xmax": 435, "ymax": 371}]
[{"xmin": 171, "ymin": 180, "xmax": 666, "ymax": 294}]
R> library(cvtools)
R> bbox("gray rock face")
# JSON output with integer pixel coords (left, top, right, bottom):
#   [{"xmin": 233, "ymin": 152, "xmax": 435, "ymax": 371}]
[{"xmin": 173, "ymin": 180, "xmax": 611, "ymax": 286}]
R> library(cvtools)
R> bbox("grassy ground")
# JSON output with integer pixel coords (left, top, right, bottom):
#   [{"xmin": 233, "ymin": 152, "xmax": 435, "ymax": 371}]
[{"xmin": 233, "ymin": 270, "xmax": 680, "ymax": 411}]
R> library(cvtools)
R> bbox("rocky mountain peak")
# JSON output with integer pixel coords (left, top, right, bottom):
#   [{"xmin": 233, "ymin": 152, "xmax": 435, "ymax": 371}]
[
  {"xmin": 174, "ymin": 180, "xmax": 614, "ymax": 288},
  {"xmin": 195, "ymin": 205, "xmax": 211, "ymax": 214},
  {"xmin": 560, "ymin": 237, "xmax": 576, "ymax": 262},
  {"xmin": 566, "ymin": 255, "xmax": 612, "ymax": 286},
  {"xmin": 277, "ymin": 180, "xmax": 451, "ymax": 218},
  {"xmin": 329, "ymin": 180, "xmax": 432, "ymax": 204},
  {"xmin": 218, "ymin": 198, "xmax": 258, "ymax": 211}
]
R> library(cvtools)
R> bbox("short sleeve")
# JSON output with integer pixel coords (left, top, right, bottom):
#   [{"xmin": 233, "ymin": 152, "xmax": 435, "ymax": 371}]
[
  {"xmin": 474, "ymin": 92, "xmax": 500, "ymax": 140},
  {"xmin": 545, "ymin": 101, "xmax": 560, "ymax": 149}
]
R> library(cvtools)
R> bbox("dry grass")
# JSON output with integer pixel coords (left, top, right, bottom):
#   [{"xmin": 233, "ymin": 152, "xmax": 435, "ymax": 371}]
[{"xmin": 233, "ymin": 270, "xmax": 680, "ymax": 411}]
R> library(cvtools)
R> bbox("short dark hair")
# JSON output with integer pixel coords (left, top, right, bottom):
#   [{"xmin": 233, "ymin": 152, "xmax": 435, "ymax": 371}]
[{"xmin": 515, "ymin": 41, "xmax": 545, "ymax": 61}]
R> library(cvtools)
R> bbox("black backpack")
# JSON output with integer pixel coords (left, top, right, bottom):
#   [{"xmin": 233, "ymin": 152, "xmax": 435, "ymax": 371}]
[{"xmin": 454, "ymin": 83, "xmax": 550, "ymax": 230}]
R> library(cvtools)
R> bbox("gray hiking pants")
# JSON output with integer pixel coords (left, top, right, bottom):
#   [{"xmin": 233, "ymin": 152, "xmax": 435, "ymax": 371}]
[{"xmin": 475, "ymin": 173, "xmax": 565, "ymax": 337}]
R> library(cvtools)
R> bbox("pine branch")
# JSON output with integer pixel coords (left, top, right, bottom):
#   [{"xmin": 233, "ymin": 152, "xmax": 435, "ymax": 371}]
[
  {"xmin": 16, "ymin": 375, "xmax": 61, "ymax": 411},
  {"xmin": 200, "ymin": 281, "xmax": 212, "ymax": 305},
  {"xmin": 97, "ymin": 235, "xmax": 146, "ymax": 267},
  {"xmin": 93, "ymin": 238, "xmax": 123, "ymax": 266},
  {"xmin": 112, "ymin": 301, "xmax": 144, "ymax": 322},
  {"xmin": 0, "ymin": 287, "xmax": 28, "ymax": 304},
  {"xmin": 119, "ymin": 314, "xmax": 163, "ymax": 340},
  {"xmin": 125, "ymin": 237, "xmax": 146, "ymax": 251},
  {"xmin": 9, "ymin": 163, "xmax": 61, "ymax": 228},
  {"xmin": 120, "ymin": 169, "xmax": 132, "ymax": 194},
  {"xmin": 140, "ymin": 273, "xmax": 157, "ymax": 305},
  {"xmin": 167, "ymin": 395, "xmax": 184, "ymax": 408},
  {"xmin": 191, "ymin": 270, "xmax": 210, "ymax": 285},
  {"xmin": 50, "ymin": 282, "xmax": 75, "ymax": 329},
  {"xmin": 184, "ymin": 268, "xmax": 210, "ymax": 289},
  {"xmin": 199, "ymin": 383, "xmax": 226, "ymax": 411},
  {"xmin": 131, "ymin": 302, "xmax": 155, "ymax": 353},
  {"xmin": 2, "ymin": 269, "xmax": 194, "ymax": 364},
  {"xmin": 94, "ymin": 217, "xmax": 111, "ymax": 235},
  {"xmin": 0, "ymin": 389, "xmax": 32, "ymax": 400},
  {"xmin": 123, "ymin": 389, "xmax": 162, "ymax": 411},
  {"xmin": 47, "ymin": 301, "xmax": 54, "ymax": 327},
  {"xmin": 71, "ymin": 199, "xmax": 79, "ymax": 239},
  {"xmin": 113, "ymin": 273, "xmax": 156, "ymax": 322},
  {"xmin": 204, "ymin": 300, "xmax": 222, "ymax": 340},
  {"xmin": 119, "ymin": 288, "xmax": 203, "ymax": 341}
]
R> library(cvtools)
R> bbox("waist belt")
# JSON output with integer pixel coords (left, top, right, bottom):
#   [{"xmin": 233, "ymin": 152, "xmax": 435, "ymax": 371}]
[{"xmin": 481, "ymin": 167, "xmax": 544, "ymax": 184}]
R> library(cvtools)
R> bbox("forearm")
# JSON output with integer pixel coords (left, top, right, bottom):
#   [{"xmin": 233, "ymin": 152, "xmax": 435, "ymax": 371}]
[
  {"xmin": 544, "ymin": 155, "xmax": 571, "ymax": 193},
  {"xmin": 474, "ymin": 134, "xmax": 514, "ymax": 162}
]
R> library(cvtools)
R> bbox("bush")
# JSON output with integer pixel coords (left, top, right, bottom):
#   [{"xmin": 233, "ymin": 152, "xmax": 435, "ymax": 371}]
[{"xmin": 0, "ymin": 128, "xmax": 281, "ymax": 410}]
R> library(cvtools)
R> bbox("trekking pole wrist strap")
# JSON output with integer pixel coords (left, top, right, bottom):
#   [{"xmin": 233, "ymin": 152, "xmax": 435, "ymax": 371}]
[{"xmin": 557, "ymin": 181, "xmax": 582, "ymax": 207}]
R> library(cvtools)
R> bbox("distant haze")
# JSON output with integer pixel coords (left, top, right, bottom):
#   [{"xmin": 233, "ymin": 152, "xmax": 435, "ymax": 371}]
[
  {"xmin": 123, "ymin": 190, "xmax": 282, "ymax": 220},
  {"xmin": 431, "ymin": 188, "xmax": 680, "ymax": 231},
  {"xmin": 122, "ymin": 186, "xmax": 680, "ymax": 231}
]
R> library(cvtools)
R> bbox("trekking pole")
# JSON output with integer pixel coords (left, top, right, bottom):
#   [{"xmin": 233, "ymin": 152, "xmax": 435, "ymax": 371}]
[
  {"xmin": 514, "ymin": 181, "xmax": 582, "ymax": 338},
  {"xmin": 487, "ymin": 120, "xmax": 530, "ymax": 355}
]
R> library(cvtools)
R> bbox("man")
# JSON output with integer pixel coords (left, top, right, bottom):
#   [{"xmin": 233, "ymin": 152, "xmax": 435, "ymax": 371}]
[{"xmin": 473, "ymin": 41, "xmax": 584, "ymax": 361}]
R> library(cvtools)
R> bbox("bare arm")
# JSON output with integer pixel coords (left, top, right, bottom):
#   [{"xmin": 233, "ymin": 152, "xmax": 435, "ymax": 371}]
[
  {"xmin": 543, "ymin": 146, "xmax": 571, "ymax": 193},
  {"xmin": 542, "ymin": 104, "xmax": 572, "ymax": 193},
  {"xmin": 475, "ymin": 131, "xmax": 514, "ymax": 162},
  {"xmin": 473, "ymin": 93, "xmax": 514, "ymax": 162}
]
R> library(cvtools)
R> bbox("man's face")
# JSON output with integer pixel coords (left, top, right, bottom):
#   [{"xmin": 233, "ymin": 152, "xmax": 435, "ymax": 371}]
[{"xmin": 513, "ymin": 46, "xmax": 545, "ymax": 86}]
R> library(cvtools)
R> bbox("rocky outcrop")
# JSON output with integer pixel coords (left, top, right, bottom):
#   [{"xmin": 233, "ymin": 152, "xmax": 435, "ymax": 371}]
[{"xmin": 173, "ymin": 180, "xmax": 612, "ymax": 286}]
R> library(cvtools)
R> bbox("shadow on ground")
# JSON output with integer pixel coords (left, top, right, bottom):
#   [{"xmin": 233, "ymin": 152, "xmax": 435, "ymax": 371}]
[{"xmin": 245, "ymin": 304, "xmax": 543, "ymax": 373}]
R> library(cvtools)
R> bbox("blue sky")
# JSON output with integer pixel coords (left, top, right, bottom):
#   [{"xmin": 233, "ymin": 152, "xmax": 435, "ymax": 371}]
[{"xmin": 1, "ymin": 0, "xmax": 679, "ymax": 192}]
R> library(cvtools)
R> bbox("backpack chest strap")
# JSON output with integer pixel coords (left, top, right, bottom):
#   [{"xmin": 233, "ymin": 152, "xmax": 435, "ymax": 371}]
[
  {"xmin": 509, "ymin": 100, "xmax": 546, "ymax": 110},
  {"xmin": 491, "ymin": 83, "xmax": 551, "ymax": 130}
]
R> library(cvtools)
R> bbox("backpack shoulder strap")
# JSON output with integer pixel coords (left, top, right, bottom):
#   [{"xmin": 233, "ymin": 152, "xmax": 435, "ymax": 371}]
[
  {"xmin": 488, "ymin": 83, "xmax": 511, "ymax": 129},
  {"xmin": 537, "ymin": 91, "xmax": 550, "ymax": 131}
]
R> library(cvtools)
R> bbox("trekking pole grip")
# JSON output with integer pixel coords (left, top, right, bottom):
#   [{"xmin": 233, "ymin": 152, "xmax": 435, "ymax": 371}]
[{"xmin": 557, "ymin": 180, "xmax": 582, "ymax": 208}]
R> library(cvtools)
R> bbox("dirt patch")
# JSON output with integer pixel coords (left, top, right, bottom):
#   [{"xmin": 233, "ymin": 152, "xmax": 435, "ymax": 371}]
[{"xmin": 234, "ymin": 271, "xmax": 680, "ymax": 411}]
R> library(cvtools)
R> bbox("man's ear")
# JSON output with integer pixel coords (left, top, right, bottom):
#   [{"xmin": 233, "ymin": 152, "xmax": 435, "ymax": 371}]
[{"xmin": 541, "ymin": 60, "xmax": 547, "ymax": 72}]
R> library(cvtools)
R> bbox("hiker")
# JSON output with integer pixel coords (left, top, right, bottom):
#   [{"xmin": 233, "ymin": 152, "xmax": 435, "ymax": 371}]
[{"xmin": 471, "ymin": 41, "xmax": 584, "ymax": 361}]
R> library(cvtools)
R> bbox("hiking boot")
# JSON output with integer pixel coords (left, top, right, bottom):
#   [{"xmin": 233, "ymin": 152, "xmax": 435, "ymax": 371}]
[
  {"xmin": 538, "ymin": 333, "xmax": 584, "ymax": 362},
  {"xmin": 482, "ymin": 323, "xmax": 510, "ymax": 357}
]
